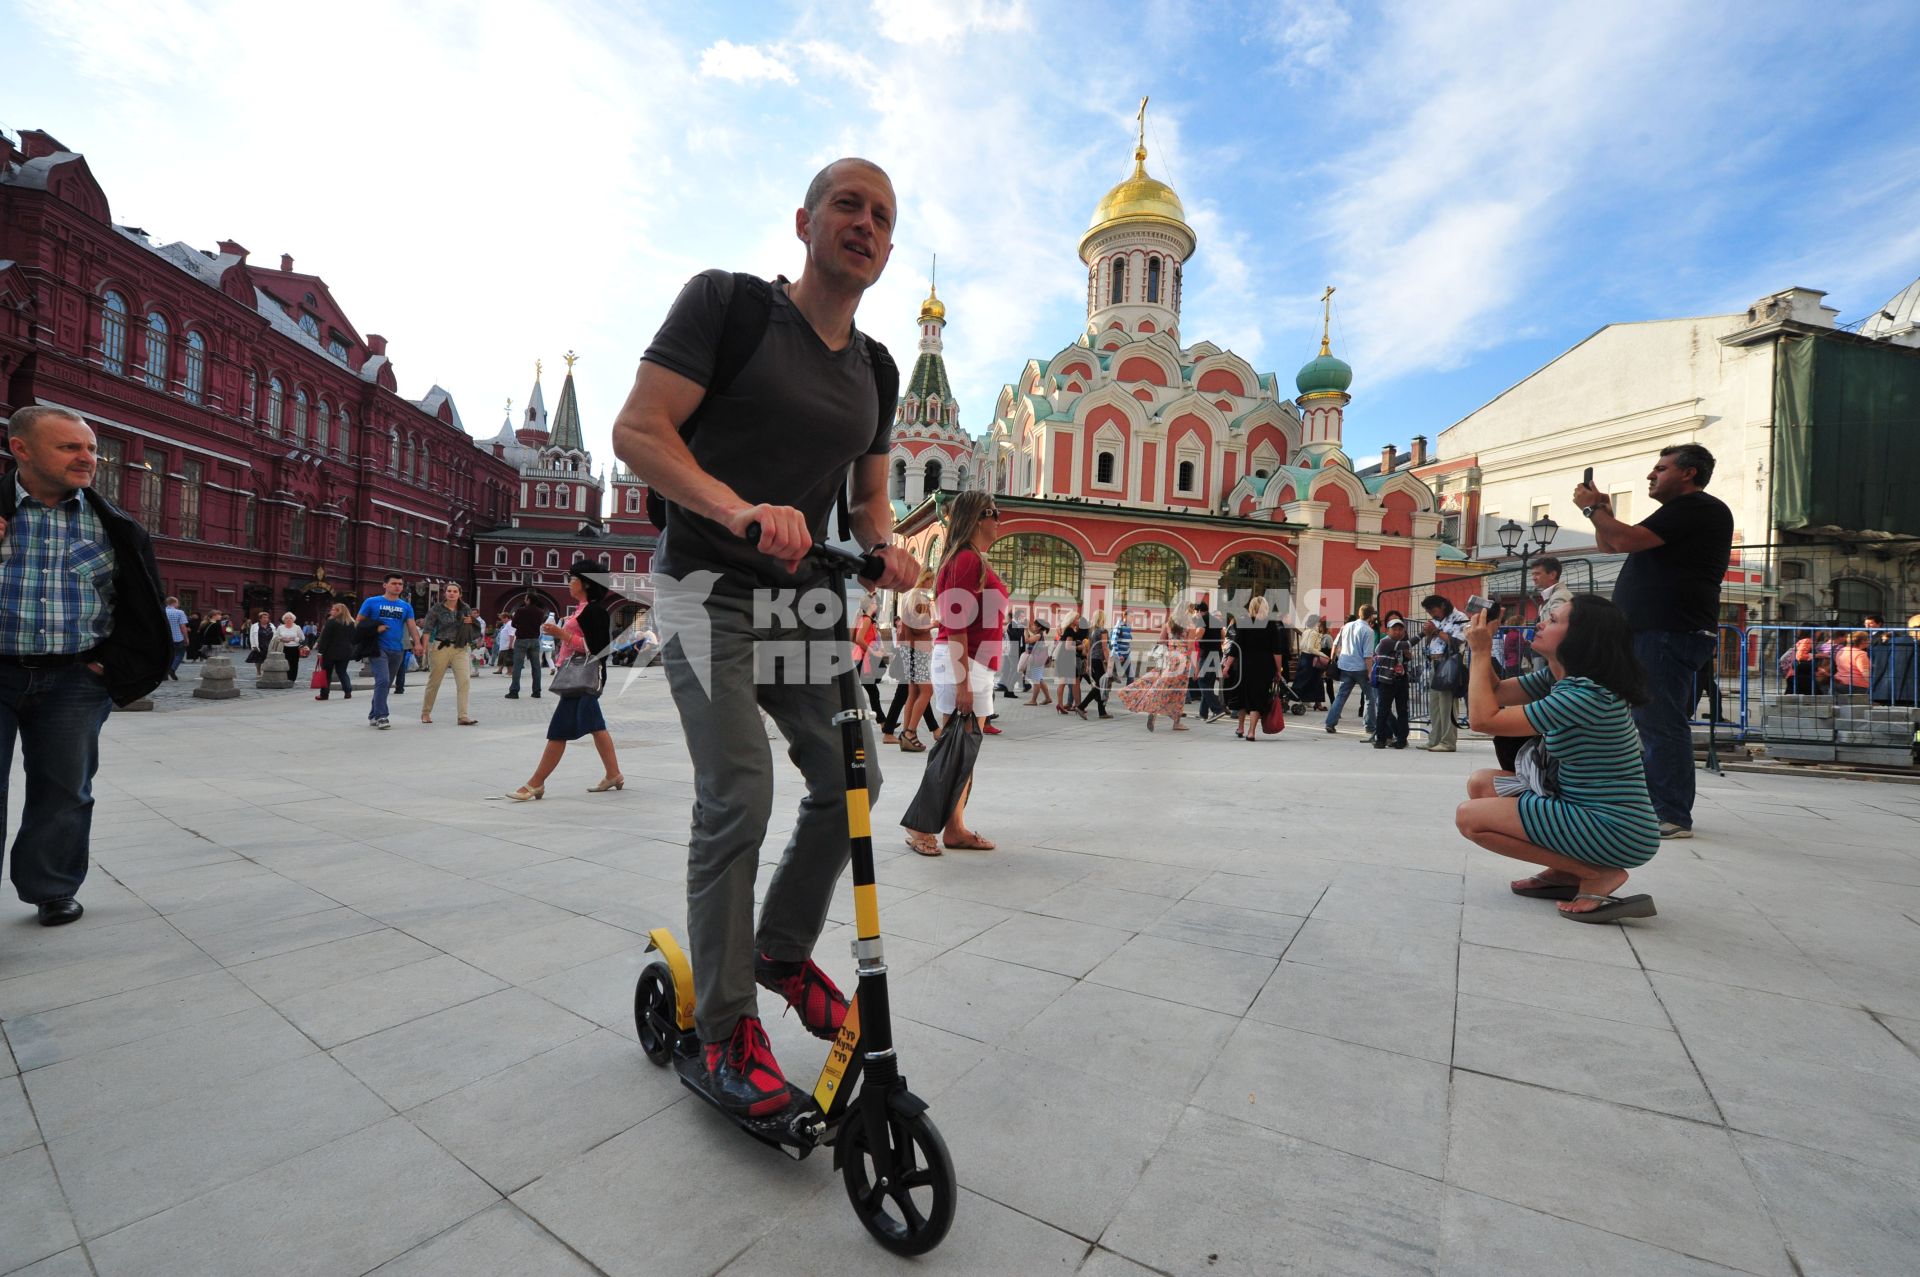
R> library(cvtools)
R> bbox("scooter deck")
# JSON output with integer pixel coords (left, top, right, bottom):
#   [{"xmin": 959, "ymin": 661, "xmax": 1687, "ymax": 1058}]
[{"xmin": 670, "ymin": 1048, "xmax": 824, "ymax": 1158}]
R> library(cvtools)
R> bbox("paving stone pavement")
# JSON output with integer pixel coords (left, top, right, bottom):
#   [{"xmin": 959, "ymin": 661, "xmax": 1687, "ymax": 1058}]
[{"xmin": 4, "ymin": 668, "xmax": 1919, "ymax": 1275}]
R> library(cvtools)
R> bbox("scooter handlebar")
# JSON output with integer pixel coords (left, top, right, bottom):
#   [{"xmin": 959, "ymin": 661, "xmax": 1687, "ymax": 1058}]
[{"xmin": 744, "ymin": 521, "xmax": 885, "ymax": 581}]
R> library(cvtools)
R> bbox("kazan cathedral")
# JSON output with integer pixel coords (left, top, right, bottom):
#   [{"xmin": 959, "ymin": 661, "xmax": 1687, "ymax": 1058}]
[{"xmin": 890, "ymin": 117, "xmax": 1446, "ymax": 626}]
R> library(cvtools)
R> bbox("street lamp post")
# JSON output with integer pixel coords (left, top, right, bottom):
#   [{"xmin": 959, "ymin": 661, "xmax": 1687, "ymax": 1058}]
[{"xmin": 1495, "ymin": 515, "xmax": 1559, "ymax": 625}]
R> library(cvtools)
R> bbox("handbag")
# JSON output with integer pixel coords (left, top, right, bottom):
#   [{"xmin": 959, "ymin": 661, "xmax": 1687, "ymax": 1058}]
[
  {"xmin": 1433, "ymin": 649, "xmax": 1467, "ymax": 695},
  {"xmin": 309, "ymin": 666, "xmax": 328, "ymax": 690},
  {"xmin": 1261, "ymin": 685, "xmax": 1287, "ymax": 735}
]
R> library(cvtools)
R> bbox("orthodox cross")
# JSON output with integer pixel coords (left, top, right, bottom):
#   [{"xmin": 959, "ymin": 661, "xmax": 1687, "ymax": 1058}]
[
  {"xmin": 1137, "ymin": 96, "xmax": 1149, "ymax": 149},
  {"xmin": 535, "ymin": 357, "xmax": 543, "ymax": 381},
  {"xmin": 1319, "ymin": 285, "xmax": 1336, "ymax": 356}
]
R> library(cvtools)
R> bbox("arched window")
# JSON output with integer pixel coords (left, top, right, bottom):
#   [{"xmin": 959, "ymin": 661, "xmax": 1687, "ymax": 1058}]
[
  {"xmin": 336, "ymin": 408, "xmax": 350, "ymax": 456},
  {"xmin": 535, "ymin": 484, "xmax": 550, "ymax": 508},
  {"xmin": 314, "ymin": 400, "xmax": 329, "ymax": 450},
  {"xmin": 1220, "ymin": 552, "xmax": 1292, "ymax": 605},
  {"xmin": 546, "ymin": 550, "xmax": 560, "ymax": 569},
  {"xmin": 494, "ymin": 547, "xmax": 507, "ymax": 565},
  {"xmin": 1147, "ymin": 257, "xmax": 1161, "ymax": 304},
  {"xmin": 420, "ymin": 443, "xmax": 431, "ymax": 485},
  {"xmin": 622, "ymin": 553, "xmax": 636, "ymax": 572},
  {"xmin": 100, "ymin": 292, "xmax": 130, "ymax": 373},
  {"xmin": 1833, "ymin": 577, "xmax": 1885, "ymax": 626},
  {"xmin": 292, "ymin": 389, "xmax": 308, "ymax": 444},
  {"xmin": 289, "ymin": 509, "xmax": 306, "ymax": 558},
  {"xmin": 267, "ymin": 378, "xmax": 285, "ymax": 434},
  {"xmin": 890, "ymin": 458, "xmax": 907, "ymax": 500},
  {"xmin": 520, "ymin": 548, "xmax": 534, "ymax": 567},
  {"xmin": 625, "ymin": 487, "xmax": 642, "ymax": 513},
  {"xmin": 183, "ymin": 332, "xmax": 206, "ymax": 404},
  {"xmin": 1176, "ymin": 459, "xmax": 1196, "ymax": 493},
  {"xmin": 557, "ymin": 485, "xmax": 571, "ymax": 509},
  {"xmin": 245, "ymin": 370, "xmax": 258, "ymax": 420},
  {"xmin": 957, "ymin": 463, "xmax": 969, "ymax": 489},
  {"xmin": 1114, "ymin": 543, "xmax": 1189, "ymax": 607},
  {"xmin": 402, "ymin": 435, "xmax": 416, "ymax": 479},
  {"xmin": 1096, "ymin": 452, "xmax": 1116, "ymax": 485},
  {"xmin": 987, "ymin": 533, "xmax": 1084, "ymax": 605},
  {"xmin": 1108, "ymin": 258, "xmax": 1127, "ymax": 306},
  {"xmin": 388, "ymin": 429, "xmax": 398, "ymax": 471},
  {"xmin": 143, "ymin": 312, "xmax": 169, "ymax": 390},
  {"xmin": 924, "ymin": 459, "xmax": 943, "ymax": 493}
]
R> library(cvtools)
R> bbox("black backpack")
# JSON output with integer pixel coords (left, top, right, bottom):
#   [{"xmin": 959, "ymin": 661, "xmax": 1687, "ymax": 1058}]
[{"xmin": 644, "ymin": 272, "xmax": 900, "ymax": 537}]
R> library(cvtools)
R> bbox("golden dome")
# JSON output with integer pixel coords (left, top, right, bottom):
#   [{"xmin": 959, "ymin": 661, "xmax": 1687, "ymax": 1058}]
[
  {"xmin": 918, "ymin": 283, "xmax": 945, "ymax": 324},
  {"xmin": 1080, "ymin": 143, "xmax": 1193, "ymax": 259}
]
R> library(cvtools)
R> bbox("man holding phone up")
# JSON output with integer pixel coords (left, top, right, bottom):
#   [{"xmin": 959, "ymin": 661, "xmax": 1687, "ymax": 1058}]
[{"xmin": 1574, "ymin": 445, "xmax": 1732, "ymax": 838}]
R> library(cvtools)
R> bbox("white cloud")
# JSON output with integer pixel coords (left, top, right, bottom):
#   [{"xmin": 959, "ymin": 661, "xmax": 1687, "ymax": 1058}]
[
  {"xmin": 699, "ymin": 39, "xmax": 797, "ymax": 85},
  {"xmin": 1262, "ymin": 0, "xmax": 1351, "ymax": 74},
  {"xmin": 870, "ymin": 0, "xmax": 1030, "ymax": 46}
]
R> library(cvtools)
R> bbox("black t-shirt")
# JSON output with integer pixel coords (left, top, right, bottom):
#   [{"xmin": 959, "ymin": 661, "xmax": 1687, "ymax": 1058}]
[
  {"xmin": 511, "ymin": 602, "xmax": 547, "ymax": 637},
  {"xmin": 641, "ymin": 270, "xmax": 890, "ymax": 588},
  {"xmin": 1061, "ymin": 622, "xmax": 1089, "ymax": 651},
  {"xmin": 1610, "ymin": 490, "xmax": 1733, "ymax": 632},
  {"xmin": 1199, "ymin": 616, "xmax": 1224, "ymax": 654}
]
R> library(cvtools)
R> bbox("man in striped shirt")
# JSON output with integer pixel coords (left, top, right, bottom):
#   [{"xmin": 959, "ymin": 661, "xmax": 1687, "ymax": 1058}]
[
  {"xmin": 1111, "ymin": 614, "xmax": 1134, "ymax": 684},
  {"xmin": 1, "ymin": 407, "xmax": 168, "ymax": 925}
]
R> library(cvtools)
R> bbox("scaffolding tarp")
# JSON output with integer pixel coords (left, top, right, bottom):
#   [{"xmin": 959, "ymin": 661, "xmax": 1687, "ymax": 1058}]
[{"xmin": 1773, "ymin": 333, "xmax": 1920, "ymax": 536}]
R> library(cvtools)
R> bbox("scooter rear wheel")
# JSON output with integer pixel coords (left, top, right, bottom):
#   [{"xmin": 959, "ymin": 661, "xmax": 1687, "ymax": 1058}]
[
  {"xmin": 840, "ymin": 1097, "xmax": 956, "ymax": 1255},
  {"xmin": 633, "ymin": 961, "xmax": 678, "ymax": 1067}
]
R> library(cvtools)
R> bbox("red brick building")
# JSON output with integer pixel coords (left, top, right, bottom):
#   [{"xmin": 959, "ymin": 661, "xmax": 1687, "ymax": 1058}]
[
  {"xmin": 471, "ymin": 355, "xmax": 657, "ymax": 625},
  {"xmin": 0, "ymin": 127, "xmax": 518, "ymax": 624}
]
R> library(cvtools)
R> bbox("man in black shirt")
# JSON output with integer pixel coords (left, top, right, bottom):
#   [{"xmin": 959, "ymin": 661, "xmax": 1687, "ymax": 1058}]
[
  {"xmin": 1575, "ymin": 443, "xmax": 1732, "ymax": 837},
  {"xmin": 507, "ymin": 597, "xmax": 549, "ymax": 699},
  {"xmin": 613, "ymin": 158, "xmax": 917, "ymax": 1119}
]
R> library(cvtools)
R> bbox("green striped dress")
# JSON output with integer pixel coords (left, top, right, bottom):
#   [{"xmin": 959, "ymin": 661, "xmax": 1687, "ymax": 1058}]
[{"xmin": 1516, "ymin": 671, "xmax": 1661, "ymax": 869}]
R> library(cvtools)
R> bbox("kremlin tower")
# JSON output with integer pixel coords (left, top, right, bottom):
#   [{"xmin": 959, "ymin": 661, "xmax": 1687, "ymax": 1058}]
[{"xmin": 886, "ymin": 264, "xmax": 975, "ymax": 509}]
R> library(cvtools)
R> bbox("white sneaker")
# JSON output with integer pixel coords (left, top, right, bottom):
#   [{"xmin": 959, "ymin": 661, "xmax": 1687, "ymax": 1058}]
[
  {"xmin": 377, "ymin": 718, "xmax": 391, "ymax": 730},
  {"xmin": 1658, "ymin": 821, "xmax": 1691, "ymax": 839}
]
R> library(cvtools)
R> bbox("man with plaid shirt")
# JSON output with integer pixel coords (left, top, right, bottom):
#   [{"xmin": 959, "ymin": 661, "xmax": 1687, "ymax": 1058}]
[{"xmin": 0, "ymin": 407, "xmax": 168, "ymax": 925}]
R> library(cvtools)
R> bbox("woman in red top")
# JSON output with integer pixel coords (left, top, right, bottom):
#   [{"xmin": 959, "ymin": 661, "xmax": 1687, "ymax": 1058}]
[{"xmin": 904, "ymin": 492, "xmax": 1008, "ymax": 856}]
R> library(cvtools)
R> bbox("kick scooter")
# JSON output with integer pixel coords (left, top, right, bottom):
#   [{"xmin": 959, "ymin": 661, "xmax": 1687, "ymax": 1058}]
[{"xmin": 633, "ymin": 532, "xmax": 957, "ymax": 1256}]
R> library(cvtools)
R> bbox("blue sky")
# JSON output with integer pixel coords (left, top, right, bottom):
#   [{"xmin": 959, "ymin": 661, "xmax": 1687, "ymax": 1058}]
[{"xmin": 6, "ymin": 0, "xmax": 1917, "ymax": 473}]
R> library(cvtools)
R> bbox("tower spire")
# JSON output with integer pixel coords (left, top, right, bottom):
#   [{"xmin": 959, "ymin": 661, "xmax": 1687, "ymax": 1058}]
[{"xmin": 1136, "ymin": 95, "xmax": 1149, "ymax": 157}]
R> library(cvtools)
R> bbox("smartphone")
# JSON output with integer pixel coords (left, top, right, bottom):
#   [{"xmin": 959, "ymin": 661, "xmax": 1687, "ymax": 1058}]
[
  {"xmin": 1466, "ymin": 594, "xmax": 1493, "ymax": 614},
  {"xmin": 1582, "ymin": 466, "xmax": 1594, "ymax": 488}
]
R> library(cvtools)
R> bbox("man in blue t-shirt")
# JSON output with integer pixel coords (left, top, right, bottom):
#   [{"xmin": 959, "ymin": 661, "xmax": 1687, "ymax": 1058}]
[
  {"xmin": 163, "ymin": 595, "xmax": 189, "ymax": 680},
  {"xmin": 356, "ymin": 573, "xmax": 419, "ymax": 729}
]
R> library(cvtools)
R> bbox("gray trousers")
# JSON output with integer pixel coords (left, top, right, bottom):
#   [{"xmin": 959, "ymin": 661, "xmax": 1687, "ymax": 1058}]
[
  {"xmin": 1428, "ymin": 689, "xmax": 1459, "ymax": 749},
  {"xmin": 659, "ymin": 588, "xmax": 881, "ymax": 1042}
]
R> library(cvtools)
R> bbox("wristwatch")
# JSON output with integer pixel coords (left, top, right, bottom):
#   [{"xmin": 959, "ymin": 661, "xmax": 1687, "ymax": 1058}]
[{"xmin": 1581, "ymin": 503, "xmax": 1600, "ymax": 518}]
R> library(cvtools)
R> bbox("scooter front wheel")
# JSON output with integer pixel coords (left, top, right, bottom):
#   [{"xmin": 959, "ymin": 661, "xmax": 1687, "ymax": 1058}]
[
  {"xmin": 840, "ymin": 1096, "xmax": 956, "ymax": 1255},
  {"xmin": 633, "ymin": 961, "xmax": 678, "ymax": 1067}
]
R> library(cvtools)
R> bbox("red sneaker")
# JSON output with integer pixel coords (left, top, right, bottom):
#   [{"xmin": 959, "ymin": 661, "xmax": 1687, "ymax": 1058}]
[
  {"xmin": 981, "ymin": 722, "xmax": 1003, "ymax": 735},
  {"xmin": 701, "ymin": 1016, "xmax": 791, "ymax": 1117},
  {"xmin": 754, "ymin": 953, "xmax": 848, "ymax": 1040}
]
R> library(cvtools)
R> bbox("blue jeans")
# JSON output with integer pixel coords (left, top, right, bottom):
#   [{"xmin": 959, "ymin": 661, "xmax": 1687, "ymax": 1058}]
[
  {"xmin": 1325, "ymin": 667, "xmax": 1371, "ymax": 730},
  {"xmin": 369, "ymin": 649, "xmax": 404, "ymax": 721},
  {"xmin": 509, "ymin": 639, "xmax": 543, "ymax": 696},
  {"xmin": 169, "ymin": 641, "xmax": 186, "ymax": 675},
  {"xmin": 1, "ymin": 662, "xmax": 115, "ymax": 903},
  {"xmin": 1633, "ymin": 630, "xmax": 1716, "ymax": 829}
]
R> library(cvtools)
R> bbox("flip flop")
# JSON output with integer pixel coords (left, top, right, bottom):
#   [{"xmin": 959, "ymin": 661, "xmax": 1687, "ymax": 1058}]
[
  {"xmin": 943, "ymin": 833, "xmax": 996, "ymax": 850},
  {"xmin": 1511, "ymin": 877, "xmax": 1579, "ymax": 901},
  {"xmin": 1559, "ymin": 893, "xmax": 1657, "ymax": 924},
  {"xmin": 905, "ymin": 833, "xmax": 942, "ymax": 857}
]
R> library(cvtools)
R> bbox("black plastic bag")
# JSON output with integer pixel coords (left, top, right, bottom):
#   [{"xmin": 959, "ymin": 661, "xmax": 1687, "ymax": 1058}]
[{"xmin": 900, "ymin": 713, "xmax": 982, "ymax": 834}]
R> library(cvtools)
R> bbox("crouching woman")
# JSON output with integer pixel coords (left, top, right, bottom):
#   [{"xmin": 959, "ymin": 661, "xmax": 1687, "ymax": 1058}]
[{"xmin": 1454, "ymin": 595, "xmax": 1662, "ymax": 923}]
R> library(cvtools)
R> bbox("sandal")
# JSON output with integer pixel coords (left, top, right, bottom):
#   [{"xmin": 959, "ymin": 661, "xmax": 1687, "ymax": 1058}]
[
  {"xmin": 1511, "ymin": 875, "xmax": 1579, "ymax": 901},
  {"xmin": 1559, "ymin": 893, "xmax": 1657, "ymax": 924},
  {"xmin": 905, "ymin": 832, "xmax": 941, "ymax": 856},
  {"xmin": 899, "ymin": 729, "xmax": 926, "ymax": 753},
  {"xmin": 942, "ymin": 831, "xmax": 996, "ymax": 850},
  {"xmin": 458, "ymin": 718, "xmax": 479, "ymax": 726}
]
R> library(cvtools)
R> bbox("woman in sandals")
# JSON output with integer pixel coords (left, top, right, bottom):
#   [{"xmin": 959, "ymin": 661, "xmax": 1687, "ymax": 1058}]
[
  {"xmin": 503, "ymin": 562, "xmax": 625, "ymax": 800},
  {"xmin": 884, "ymin": 568, "xmax": 939, "ymax": 753},
  {"xmin": 1454, "ymin": 594, "xmax": 1662, "ymax": 923},
  {"xmin": 903, "ymin": 492, "xmax": 1006, "ymax": 856}
]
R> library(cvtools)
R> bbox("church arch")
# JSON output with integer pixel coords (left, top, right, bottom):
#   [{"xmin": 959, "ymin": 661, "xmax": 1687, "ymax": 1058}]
[
  {"xmin": 988, "ymin": 533, "xmax": 1083, "ymax": 605},
  {"xmin": 1113, "ymin": 542, "xmax": 1189, "ymax": 608}
]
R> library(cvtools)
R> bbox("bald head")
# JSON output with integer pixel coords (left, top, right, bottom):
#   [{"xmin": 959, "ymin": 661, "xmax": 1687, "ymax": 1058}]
[{"xmin": 804, "ymin": 158, "xmax": 891, "ymax": 216}]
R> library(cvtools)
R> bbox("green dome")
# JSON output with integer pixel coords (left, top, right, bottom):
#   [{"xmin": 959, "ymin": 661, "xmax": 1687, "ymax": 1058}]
[{"xmin": 1295, "ymin": 350, "xmax": 1353, "ymax": 398}]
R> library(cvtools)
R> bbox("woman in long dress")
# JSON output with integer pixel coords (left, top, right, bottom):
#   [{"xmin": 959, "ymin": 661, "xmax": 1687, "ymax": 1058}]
[
  {"xmin": 1226, "ymin": 597, "xmax": 1287, "ymax": 741},
  {"xmin": 1117, "ymin": 615, "xmax": 1193, "ymax": 732}
]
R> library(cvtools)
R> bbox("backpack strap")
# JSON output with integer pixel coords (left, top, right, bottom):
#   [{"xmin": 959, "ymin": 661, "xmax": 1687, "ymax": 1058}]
[
  {"xmin": 645, "ymin": 273, "xmax": 775, "ymax": 530},
  {"xmin": 839, "ymin": 334, "xmax": 899, "ymax": 545}
]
